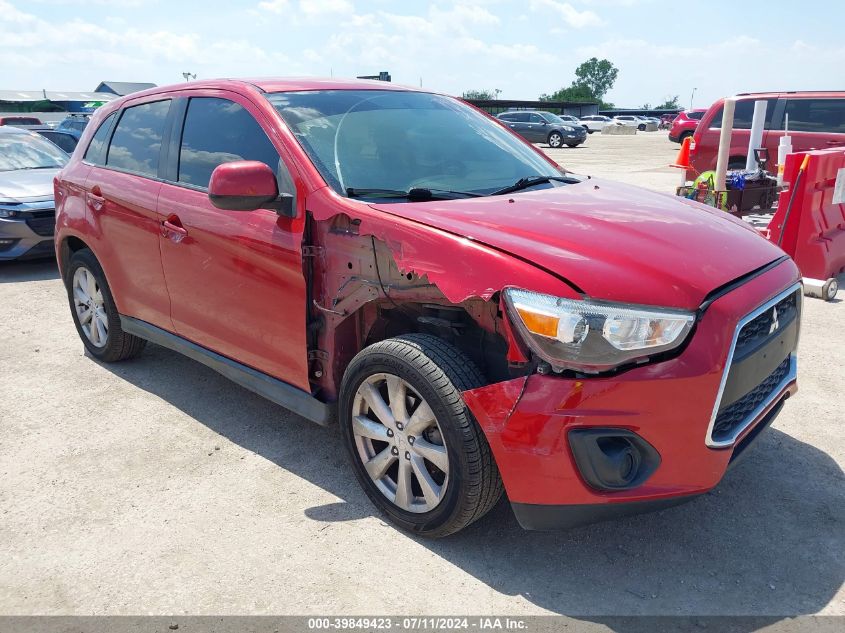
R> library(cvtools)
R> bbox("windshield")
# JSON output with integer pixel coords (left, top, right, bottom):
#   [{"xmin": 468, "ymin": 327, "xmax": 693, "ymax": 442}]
[
  {"xmin": 0, "ymin": 132, "xmax": 68, "ymax": 171},
  {"xmin": 540, "ymin": 112, "xmax": 566, "ymax": 125},
  {"xmin": 267, "ymin": 90, "xmax": 563, "ymax": 198}
]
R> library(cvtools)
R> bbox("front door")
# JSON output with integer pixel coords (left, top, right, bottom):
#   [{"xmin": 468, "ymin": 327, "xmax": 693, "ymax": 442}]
[{"xmin": 157, "ymin": 94, "xmax": 310, "ymax": 390}]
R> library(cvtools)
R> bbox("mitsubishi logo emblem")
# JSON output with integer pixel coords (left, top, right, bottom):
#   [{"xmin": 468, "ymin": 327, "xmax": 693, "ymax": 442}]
[{"xmin": 769, "ymin": 306, "xmax": 780, "ymax": 334}]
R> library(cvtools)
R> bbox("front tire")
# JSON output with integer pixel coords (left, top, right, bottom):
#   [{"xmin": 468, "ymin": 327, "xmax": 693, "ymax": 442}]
[
  {"xmin": 547, "ymin": 132, "xmax": 563, "ymax": 148},
  {"xmin": 339, "ymin": 334, "xmax": 503, "ymax": 537},
  {"xmin": 638, "ymin": 124, "xmax": 647, "ymax": 131},
  {"xmin": 65, "ymin": 249, "xmax": 146, "ymax": 362}
]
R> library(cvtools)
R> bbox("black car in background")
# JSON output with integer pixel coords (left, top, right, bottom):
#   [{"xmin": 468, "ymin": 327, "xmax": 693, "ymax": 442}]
[
  {"xmin": 497, "ymin": 110, "xmax": 587, "ymax": 148},
  {"xmin": 29, "ymin": 127, "xmax": 78, "ymax": 154}
]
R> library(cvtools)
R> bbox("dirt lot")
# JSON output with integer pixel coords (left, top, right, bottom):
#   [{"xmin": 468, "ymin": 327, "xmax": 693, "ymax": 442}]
[{"xmin": 0, "ymin": 131, "xmax": 843, "ymax": 620}]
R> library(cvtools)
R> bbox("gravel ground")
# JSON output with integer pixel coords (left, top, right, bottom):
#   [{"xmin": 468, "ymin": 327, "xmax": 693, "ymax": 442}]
[{"xmin": 0, "ymin": 131, "xmax": 842, "ymax": 620}]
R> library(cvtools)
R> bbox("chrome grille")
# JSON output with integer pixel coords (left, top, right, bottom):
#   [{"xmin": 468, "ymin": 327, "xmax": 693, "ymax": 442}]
[
  {"xmin": 706, "ymin": 283, "xmax": 801, "ymax": 448},
  {"xmin": 711, "ymin": 357, "xmax": 790, "ymax": 443}
]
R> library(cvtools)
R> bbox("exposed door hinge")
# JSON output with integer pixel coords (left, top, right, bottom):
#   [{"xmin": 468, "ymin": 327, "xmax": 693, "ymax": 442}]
[
  {"xmin": 308, "ymin": 349, "xmax": 329, "ymax": 361},
  {"xmin": 302, "ymin": 245, "xmax": 325, "ymax": 257}
]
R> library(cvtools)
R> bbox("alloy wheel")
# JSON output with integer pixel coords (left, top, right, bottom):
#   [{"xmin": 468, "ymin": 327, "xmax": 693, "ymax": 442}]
[
  {"xmin": 549, "ymin": 133, "xmax": 562, "ymax": 148},
  {"xmin": 72, "ymin": 266, "xmax": 108, "ymax": 348},
  {"xmin": 351, "ymin": 373, "xmax": 449, "ymax": 513}
]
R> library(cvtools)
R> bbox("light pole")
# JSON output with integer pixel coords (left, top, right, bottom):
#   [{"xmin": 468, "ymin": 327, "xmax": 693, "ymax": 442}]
[
  {"xmin": 182, "ymin": 72, "xmax": 196, "ymax": 82},
  {"xmin": 494, "ymin": 88, "xmax": 501, "ymax": 100},
  {"xmin": 690, "ymin": 87, "xmax": 697, "ymax": 110}
]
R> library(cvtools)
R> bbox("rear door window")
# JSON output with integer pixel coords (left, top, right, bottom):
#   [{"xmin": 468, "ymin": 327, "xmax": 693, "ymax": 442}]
[
  {"xmin": 784, "ymin": 98, "xmax": 845, "ymax": 133},
  {"xmin": 177, "ymin": 97, "xmax": 281, "ymax": 189},
  {"xmin": 106, "ymin": 100, "xmax": 171, "ymax": 177}
]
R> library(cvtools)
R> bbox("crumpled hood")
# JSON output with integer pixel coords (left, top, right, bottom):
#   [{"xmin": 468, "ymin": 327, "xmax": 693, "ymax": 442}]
[
  {"xmin": 0, "ymin": 168, "xmax": 60, "ymax": 202},
  {"xmin": 369, "ymin": 179, "xmax": 786, "ymax": 310}
]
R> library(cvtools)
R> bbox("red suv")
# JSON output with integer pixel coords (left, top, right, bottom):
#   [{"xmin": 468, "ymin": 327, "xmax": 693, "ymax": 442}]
[
  {"xmin": 668, "ymin": 109, "xmax": 706, "ymax": 143},
  {"xmin": 689, "ymin": 91, "xmax": 845, "ymax": 175},
  {"xmin": 54, "ymin": 79, "xmax": 801, "ymax": 536}
]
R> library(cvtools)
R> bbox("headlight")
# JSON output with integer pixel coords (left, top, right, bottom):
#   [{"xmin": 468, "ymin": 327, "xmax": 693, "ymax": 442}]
[
  {"xmin": 562, "ymin": 126, "xmax": 575, "ymax": 132},
  {"xmin": 0, "ymin": 208, "xmax": 19, "ymax": 219},
  {"xmin": 504, "ymin": 288, "xmax": 695, "ymax": 373}
]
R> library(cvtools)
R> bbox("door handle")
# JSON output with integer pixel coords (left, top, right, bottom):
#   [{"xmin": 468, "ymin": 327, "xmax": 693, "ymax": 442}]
[
  {"xmin": 161, "ymin": 217, "xmax": 188, "ymax": 241},
  {"xmin": 86, "ymin": 185, "xmax": 105, "ymax": 212}
]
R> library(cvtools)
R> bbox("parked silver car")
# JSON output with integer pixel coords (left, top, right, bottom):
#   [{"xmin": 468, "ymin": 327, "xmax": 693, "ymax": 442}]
[
  {"xmin": 579, "ymin": 115, "xmax": 613, "ymax": 133},
  {"xmin": 0, "ymin": 126, "xmax": 68, "ymax": 260}
]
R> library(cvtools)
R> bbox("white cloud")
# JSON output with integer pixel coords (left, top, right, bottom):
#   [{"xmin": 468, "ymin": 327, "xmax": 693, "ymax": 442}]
[
  {"xmin": 529, "ymin": 0, "xmax": 604, "ymax": 28},
  {"xmin": 257, "ymin": 0, "xmax": 288, "ymax": 14},
  {"xmin": 0, "ymin": 0, "xmax": 300, "ymax": 88},
  {"xmin": 575, "ymin": 35, "xmax": 845, "ymax": 107},
  {"xmin": 299, "ymin": 0, "xmax": 354, "ymax": 16}
]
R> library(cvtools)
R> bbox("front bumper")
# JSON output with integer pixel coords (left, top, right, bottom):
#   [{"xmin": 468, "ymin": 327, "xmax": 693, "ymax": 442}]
[
  {"xmin": 0, "ymin": 200, "xmax": 56, "ymax": 261},
  {"xmin": 462, "ymin": 260, "xmax": 800, "ymax": 529},
  {"xmin": 564, "ymin": 129, "xmax": 587, "ymax": 143}
]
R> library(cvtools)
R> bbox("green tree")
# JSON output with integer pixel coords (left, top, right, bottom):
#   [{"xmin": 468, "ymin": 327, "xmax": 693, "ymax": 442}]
[
  {"xmin": 655, "ymin": 95, "xmax": 681, "ymax": 110},
  {"xmin": 539, "ymin": 83, "xmax": 595, "ymax": 103},
  {"xmin": 462, "ymin": 89, "xmax": 496, "ymax": 100},
  {"xmin": 572, "ymin": 57, "xmax": 619, "ymax": 101},
  {"xmin": 641, "ymin": 102, "xmax": 652, "ymax": 110},
  {"xmin": 539, "ymin": 58, "xmax": 618, "ymax": 108}
]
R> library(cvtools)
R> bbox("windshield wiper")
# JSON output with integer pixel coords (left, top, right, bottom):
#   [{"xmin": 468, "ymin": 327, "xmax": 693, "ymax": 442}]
[
  {"xmin": 489, "ymin": 175, "xmax": 579, "ymax": 196},
  {"xmin": 346, "ymin": 187, "xmax": 483, "ymax": 201}
]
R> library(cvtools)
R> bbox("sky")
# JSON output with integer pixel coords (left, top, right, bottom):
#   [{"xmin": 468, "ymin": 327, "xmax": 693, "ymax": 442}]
[{"xmin": 1, "ymin": 0, "xmax": 843, "ymax": 109}]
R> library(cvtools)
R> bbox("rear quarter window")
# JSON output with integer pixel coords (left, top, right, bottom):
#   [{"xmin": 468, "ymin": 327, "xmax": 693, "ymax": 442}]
[
  {"xmin": 784, "ymin": 98, "xmax": 845, "ymax": 134},
  {"xmin": 84, "ymin": 113, "xmax": 117, "ymax": 165}
]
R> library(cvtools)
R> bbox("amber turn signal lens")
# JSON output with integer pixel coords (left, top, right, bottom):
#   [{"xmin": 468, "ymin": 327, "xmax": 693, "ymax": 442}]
[{"xmin": 515, "ymin": 307, "xmax": 559, "ymax": 338}]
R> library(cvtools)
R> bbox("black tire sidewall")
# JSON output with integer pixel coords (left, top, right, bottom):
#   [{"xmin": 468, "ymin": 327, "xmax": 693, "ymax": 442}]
[
  {"xmin": 339, "ymin": 350, "xmax": 473, "ymax": 535},
  {"xmin": 65, "ymin": 249, "xmax": 121, "ymax": 360}
]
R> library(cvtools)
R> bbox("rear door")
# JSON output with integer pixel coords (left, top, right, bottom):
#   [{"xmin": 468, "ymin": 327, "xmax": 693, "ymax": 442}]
[
  {"xmin": 156, "ymin": 92, "xmax": 310, "ymax": 390},
  {"xmin": 83, "ymin": 98, "xmax": 173, "ymax": 330},
  {"xmin": 504, "ymin": 112, "xmax": 530, "ymax": 139},
  {"xmin": 781, "ymin": 97, "xmax": 845, "ymax": 153}
]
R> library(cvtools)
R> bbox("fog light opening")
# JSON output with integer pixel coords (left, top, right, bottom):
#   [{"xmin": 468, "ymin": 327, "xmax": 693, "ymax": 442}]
[{"xmin": 569, "ymin": 429, "xmax": 660, "ymax": 492}]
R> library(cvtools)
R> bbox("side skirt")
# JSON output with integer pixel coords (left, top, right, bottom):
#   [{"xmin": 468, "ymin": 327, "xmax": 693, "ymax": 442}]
[{"xmin": 120, "ymin": 316, "xmax": 333, "ymax": 426}]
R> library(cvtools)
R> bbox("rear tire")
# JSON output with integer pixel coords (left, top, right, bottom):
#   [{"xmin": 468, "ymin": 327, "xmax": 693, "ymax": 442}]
[
  {"xmin": 339, "ymin": 334, "xmax": 503, "ymax": 537},
  {"xmin": 679, "ymin": 131, "xmax": 694, "ymax": 143},
  {"xmin": 65, "ymin": 249, "xmax": 146, "ymax": 362}
]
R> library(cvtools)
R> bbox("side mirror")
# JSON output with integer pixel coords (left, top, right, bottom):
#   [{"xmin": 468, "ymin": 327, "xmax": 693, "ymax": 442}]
[{"xmin": 208, "ymin": 161, "xmax": 294, "ymax": 217}]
